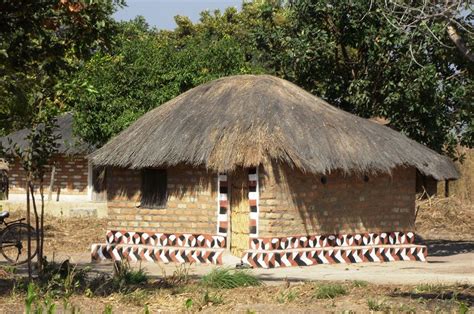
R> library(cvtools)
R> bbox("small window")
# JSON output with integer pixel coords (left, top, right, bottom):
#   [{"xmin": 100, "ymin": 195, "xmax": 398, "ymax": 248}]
[{"xmin": 141, "ymin": 169, "xmax": 167, "ymax": 208}]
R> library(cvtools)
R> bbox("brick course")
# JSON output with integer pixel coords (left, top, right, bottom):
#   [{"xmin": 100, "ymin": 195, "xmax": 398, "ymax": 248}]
[
  {"xmin": 258, "ymin": 163, "xmax": 416, "ymax": 237},
  {"xmin": 106, "ymin": 166, "xmax": 217, "ymax": 234},
  {"xmin": 8, "ymin": 154, "xmax": 89, "ymax": 197}
]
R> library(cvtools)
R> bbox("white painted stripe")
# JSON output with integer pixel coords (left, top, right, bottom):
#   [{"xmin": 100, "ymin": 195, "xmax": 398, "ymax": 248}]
[{"xmin": 248, "ymin": 191, "xmax": 258, "ymax": 200}]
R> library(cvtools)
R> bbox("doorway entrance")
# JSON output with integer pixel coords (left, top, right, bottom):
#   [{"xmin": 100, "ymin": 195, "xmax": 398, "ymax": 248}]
[{"xmin": 230, "ymin": 169, "xmax": 249, "ymax": 256}]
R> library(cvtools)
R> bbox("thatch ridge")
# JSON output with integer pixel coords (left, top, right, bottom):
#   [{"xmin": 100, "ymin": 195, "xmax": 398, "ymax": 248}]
[{"xmin": 89, "ymin": 75, "xmax": 458, "ymax": 180}]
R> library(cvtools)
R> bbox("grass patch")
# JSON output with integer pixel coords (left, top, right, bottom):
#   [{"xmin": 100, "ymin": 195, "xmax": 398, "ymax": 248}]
[
  {"xmin": 413, "ymin": 283, "xmax": 448, "ymax": 294},
  {"xmin": 200, "ymin": 268, "xmax": 261, "ymax": 289},
  {"xmin": 314, "ymin": 284, "xmax": 347, "ymax": 299},
  {"xmin": 352, "ymin": 280, "xmax": 369, "ymax": 288},
  {"xmin": 367, "ymin": 298, "xmax": 391, "ymax": 311},
  {"xmin": 120, "ymin": 288, "xmax": 149, "ymax": 306},
  {"xmin": 276, "ymin": 289, "xmax": 298, "ymax": 303}
]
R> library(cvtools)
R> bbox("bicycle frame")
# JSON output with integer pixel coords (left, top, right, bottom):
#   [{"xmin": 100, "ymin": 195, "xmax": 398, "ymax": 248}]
[{"xmin": 0, "ymin": 217, "xmax": 26, "ymax": 232}]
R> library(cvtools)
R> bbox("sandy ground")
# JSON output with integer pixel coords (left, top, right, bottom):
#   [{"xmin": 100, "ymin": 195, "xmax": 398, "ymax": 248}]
[
  {"xmin": 38, "ymin": 248, "xmax": 472, "ymax": 286},
  {"xmin": 1, "ymin": 200, "xmax": 473, "ymax": 286}
]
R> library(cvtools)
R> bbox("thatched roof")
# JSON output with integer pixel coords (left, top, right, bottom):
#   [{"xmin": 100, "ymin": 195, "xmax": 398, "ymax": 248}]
[
  {"xmin": 0, "ymin": 113, "xmax": 92, "ymax": 155},
  {"xmin": 90, "ymin": 75, "xmax": 458, "ymax": 180}
]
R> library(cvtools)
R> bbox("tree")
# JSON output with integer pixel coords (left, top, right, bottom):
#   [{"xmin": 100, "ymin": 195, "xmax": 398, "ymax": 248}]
[
  {"xmin": 254, "ymin": 0, "xmax": 473, "ymax": 154},
  {"xmin": 0, "ymin": 0, "xmax": 124, "ymax": 276},
  {"xmin": 0, "ymin": 0, "xmax": 124, "ymax": 136},
  {"xmin": 69, "ymin": 16, "xmax": 264, "ymax": 146}
]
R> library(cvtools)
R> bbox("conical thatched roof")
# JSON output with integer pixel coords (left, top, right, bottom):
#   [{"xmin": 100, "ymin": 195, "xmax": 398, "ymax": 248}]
[{"xmin": 90, "ymin": 75, "xmax": 458, "ymax": 180}]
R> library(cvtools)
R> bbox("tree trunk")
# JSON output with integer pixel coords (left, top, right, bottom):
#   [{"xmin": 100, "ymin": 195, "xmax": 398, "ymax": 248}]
[
  {"xmin": 48, "ymin": 165, "xmax": 55, "ymax": 201},
  {"xmin": 447, "ymin": 24, "xmax": 474, "ymax": 62},
  {"xmin": 29, "ymin": 183, "xmax": 41, "ymax": 272},
  {"xmin": 39, "ymin": 179, "xmax": 45, "ymax": 271},
  {"xmin": 26, "ymin": 178, "xmax": 32, "ymax": 281}
]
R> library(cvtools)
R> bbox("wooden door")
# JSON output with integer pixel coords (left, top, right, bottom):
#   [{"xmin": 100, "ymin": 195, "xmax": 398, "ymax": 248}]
[{"xmin": 230, "ymin": 169, "xmax": 249, "ymax": 256}]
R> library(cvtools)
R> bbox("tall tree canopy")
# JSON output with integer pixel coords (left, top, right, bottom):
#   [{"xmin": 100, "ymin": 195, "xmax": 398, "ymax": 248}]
[
  {"xmin": 68, "ymin": 13, "xmax": 265, "ymax": 146},
  {"xmin": 0, "ymin": 0, "xmax": 124, "ymax": 135},
  {"xmin": 69, "ymin": 1, "xmax": 472, "ymax": 155}
]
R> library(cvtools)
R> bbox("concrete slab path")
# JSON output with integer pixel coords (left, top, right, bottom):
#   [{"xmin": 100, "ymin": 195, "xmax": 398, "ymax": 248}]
[{"xmin": 47, "ymin": 251, "xmax": 473, "ymax": 286}]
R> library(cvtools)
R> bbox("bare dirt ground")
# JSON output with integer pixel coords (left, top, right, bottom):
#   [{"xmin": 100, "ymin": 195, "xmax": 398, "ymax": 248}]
[{"xmin": 0, "ymin": 196, "xmax": 473, "ymax": 313}]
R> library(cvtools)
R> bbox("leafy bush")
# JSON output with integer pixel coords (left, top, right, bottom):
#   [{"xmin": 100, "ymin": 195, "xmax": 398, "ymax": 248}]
[
  {"xmin": 314, "ymin": 283, "xmax": 347, "ymax": 299},
  {"xmin": 200, "ymin": 268, "xmax": 261, "ymax": 289}
]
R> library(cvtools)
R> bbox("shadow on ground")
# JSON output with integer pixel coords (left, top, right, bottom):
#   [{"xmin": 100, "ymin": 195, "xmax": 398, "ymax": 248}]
[
  {"xmin": 424, "ymin": 240, "xmax": 474, "ymax": 257},
  {"xmin": 390, "ymin": 284, "xmax": 474, "ymax": 307}
]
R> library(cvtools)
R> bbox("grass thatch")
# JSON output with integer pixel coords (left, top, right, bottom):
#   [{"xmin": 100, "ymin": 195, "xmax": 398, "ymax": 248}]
[{"xmin": 89, "ymin": 75, "xmax": 458, "ymax": 180}]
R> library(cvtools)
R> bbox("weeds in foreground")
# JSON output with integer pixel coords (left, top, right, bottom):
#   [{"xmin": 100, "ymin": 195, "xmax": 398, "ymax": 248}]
[
  {"xmin": 200, "ymin": 268, "xmax": 261, "ymax": 289},
  {"xmin": 314, "ymin": 284, "xmax": 347, "ymax": 299},
  {"xmin": 184, "ymin": 291, "xmax": 224, "ymax": 310},
  {"xmin": 367, "ymin": 298, "xmax": 391, "ymax": 311},
  {"xmin": 276, "ymin": 289, "xmax": 298, "ymax": 303},
  {"xmin": 120, "ymin": 288, "xmax": 149, "ymax": 306},
  {"xmin": 413, "ymin": 283, "xmax": 448, "ymax": 294},
  {"xmin": 352, "ymin": 280, "xmax": 369, "ymax": 288}
]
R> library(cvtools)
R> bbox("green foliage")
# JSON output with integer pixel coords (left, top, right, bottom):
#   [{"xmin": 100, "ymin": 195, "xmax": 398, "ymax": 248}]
[
  {"xmin": 458, "ymin": 301, "xmax": 470, "ymax": 314},
  {"xmin": 202, "ymin": 291, "xmax": 224, "ymax": 306},
  {"xmin": 200, "ymin": 268, "xmax": 261, "ymax": 289},
  {"xmin": 184, "ymin": 298, "xmax": 194, "ymax": 309},
  {"xmin": 103, "ymin": 304, "xmax": 113, "ymax": 314},
  {"xmin": 25, "ymin": 282, "xmax": 39, "ymax": 314},
  {"xmin": 0, "ymin": 0, "xmax": 125, "ymax": 135},
  {"xmin": 67, "ymin": 1, "xmax": 472, "ymax": 155},
  {"xmin": 38, "ymin": 259, "xmax": 90, "ymax": 298},
  {"xmin": 113, "ymin": 261, "xmax": 148, "ymax": 286},
  {"xmin": 314, "ymin": 283, "xmax": 347, "ymax": 299},
  {"xmin": 68, "ymin": 14, "xmax": 264, "ymax": 146},
  {"xmin": 256, "ymin": 0, "xmax": 473, "ymax": 154}
]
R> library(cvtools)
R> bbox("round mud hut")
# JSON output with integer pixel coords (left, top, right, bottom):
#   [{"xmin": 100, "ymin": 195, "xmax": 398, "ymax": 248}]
[{"xmin": 90, "ymin": 75, "xmax": 458, "ymax": 268}]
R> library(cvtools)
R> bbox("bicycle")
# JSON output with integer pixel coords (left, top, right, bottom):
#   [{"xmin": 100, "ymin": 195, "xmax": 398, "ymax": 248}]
[{"xmin": 0, "ymin": 211, "xmax": 37, "ymax": 265}]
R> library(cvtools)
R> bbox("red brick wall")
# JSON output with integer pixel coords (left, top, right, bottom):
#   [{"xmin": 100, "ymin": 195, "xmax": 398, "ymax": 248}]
[
  {"xmin": 8, "ymin": 155, "xmax": 89, "ymax": 197},
  {"xmin": 258, "ymin": 163, "xmax": 416, "ymax": 237},
  {"xmin": 106, "ymin": 166, "xmax": 217, "ymax": 234}
]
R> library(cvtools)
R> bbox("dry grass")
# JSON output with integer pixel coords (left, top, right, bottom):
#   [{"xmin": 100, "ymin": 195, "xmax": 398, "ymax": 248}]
[
  {"xmin": 0, "ymin": 280, "xmax": 471, "ymax": 313},
  {"xmin": 90, "ymin": 75, "xmax": 457, "ymax": 181},
  {"xmin": 416, "ymin": 196, "xmax": 474, "ymax": 240},
  {"xmin": 5, "ymin": 210, "xmax": 107, "ymax": 255}
]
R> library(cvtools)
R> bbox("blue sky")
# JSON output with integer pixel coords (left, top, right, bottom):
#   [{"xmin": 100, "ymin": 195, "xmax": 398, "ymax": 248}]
[{"xmin": 114, "ymin": 0, "xmax": 242, "ymax": 30}]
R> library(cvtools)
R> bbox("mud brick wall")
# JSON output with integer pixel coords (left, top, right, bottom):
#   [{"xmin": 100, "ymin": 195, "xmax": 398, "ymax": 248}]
[
  {"xmin": 8, "ymin": 155, "xmax": 88, "ymax": 196},
  {"xmin": 258, "ymin": 163, "xmax": 416, "ymax": 237},
  {"xmin": 107, "ymin": 166, "xmax": 217, "ymax": 234}
]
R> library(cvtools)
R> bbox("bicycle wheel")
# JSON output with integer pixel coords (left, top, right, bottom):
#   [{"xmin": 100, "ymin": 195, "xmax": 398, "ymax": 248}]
[{"xmin": 0, "ymin": 223, "xmax": 37, "ymax": 265}]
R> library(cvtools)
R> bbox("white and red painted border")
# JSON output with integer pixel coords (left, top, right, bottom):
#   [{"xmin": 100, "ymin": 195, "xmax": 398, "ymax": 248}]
[
  {"xmin": 250, "ymin": 231, "xmax": 416, "ymax": 250},
  {"xmin": 106, "ymin": 230, "xmax": 226, "ymax": 249},
  {"xmin": 242, "ymin": 245, "xmax": 427, "ymax": 268},
  {"xmin": 92, "ymin": 244, "xmax": 223, "ymax": 264}
]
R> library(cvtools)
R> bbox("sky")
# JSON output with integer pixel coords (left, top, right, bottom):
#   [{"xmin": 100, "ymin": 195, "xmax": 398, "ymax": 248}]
[{"xmin": 114, "ymin": 0, "xmax": 243, "ymax": 30}]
